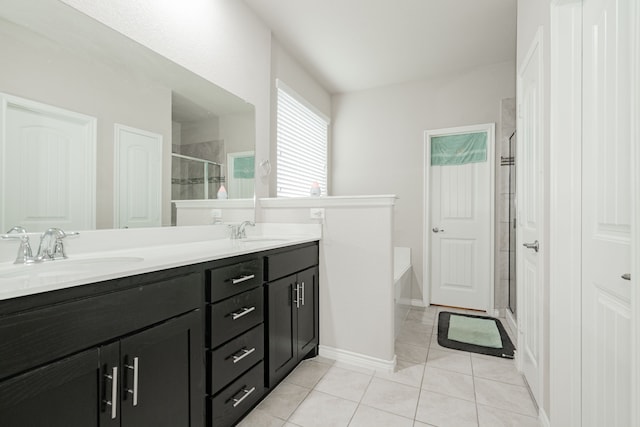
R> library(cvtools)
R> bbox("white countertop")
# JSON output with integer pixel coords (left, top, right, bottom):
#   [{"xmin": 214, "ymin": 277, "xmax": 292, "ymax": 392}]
[{"xmin": 0, "ymin": 224, "xmax": 321, "ymax": 301}]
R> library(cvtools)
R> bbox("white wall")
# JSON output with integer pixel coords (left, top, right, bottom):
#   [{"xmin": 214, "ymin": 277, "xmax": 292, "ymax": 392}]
[
  {"xmin": 258, "ymin": 196, "xmax": 396, "ymax": 368},
  {"xmin": 331, "ymin": 61, "xmax": 515, "ymax": 303},
  {"xmin": 517, "ymin": 0, "xmax": 551, "ymax": 419},
  {"xmin": 61, "ymin": 0, "xmax": 273, "ymax": 198}
]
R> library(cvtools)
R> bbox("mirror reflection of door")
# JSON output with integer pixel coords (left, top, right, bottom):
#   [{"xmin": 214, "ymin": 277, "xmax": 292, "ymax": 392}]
[
  {"xmin": 0, "ymin": 93, "xmax": 96, "ymax": 232},
  {"xmin": 114, "ymin": 124, "xmax": 162, "ymax": 229},
  {"xmin": 226, "ymin": 151, "xmax": 255, "ymax": 199}
]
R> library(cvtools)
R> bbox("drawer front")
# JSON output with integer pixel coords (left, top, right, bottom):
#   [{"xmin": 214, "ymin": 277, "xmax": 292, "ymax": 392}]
[
  {"xmin": 208, "ymin": 287, "xmax": 263, "ymax": 348},
  {"xmin": 265, "ymin": 244, "xmax": 318, "ymax": 281},
  {"xmin": 208, "ymin": 324, "xmax": 264, "ymax": 394},
  {"xmin": 209, "ymin": 361, "xmax": 265, "ymax": 427},
  {"xmin": 207, "ymin": 258, "xmax": 263, "ymax": 302},
  {"xmin": 0, "ymin": 272, "xmax": 202, "ymax": 381}
]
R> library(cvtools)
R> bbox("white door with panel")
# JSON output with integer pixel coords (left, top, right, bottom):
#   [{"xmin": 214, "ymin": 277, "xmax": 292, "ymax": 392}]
[
  {"xmin": 114, "ymin": 124, "xmax": 162, "ymax": 229},
  {"xmin": 0, "ymin": 94, "xmax": 96, "ymax": 232},
  {"xmin": 582, "ymin": 0, "xmax": 632, "ymax": 425},
  {"xmin": 516, "ymin": 30, "xmax": 544, "ymax": 405},
  {"xmin": 426, "ymin": 124, "xmax": 494, "ymax": 312}
]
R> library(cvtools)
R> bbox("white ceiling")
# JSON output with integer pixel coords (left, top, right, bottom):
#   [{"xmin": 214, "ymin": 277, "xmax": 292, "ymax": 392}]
[{"xmin": 243, "ymin": 0, "xmax": 517, "ymax": 94}]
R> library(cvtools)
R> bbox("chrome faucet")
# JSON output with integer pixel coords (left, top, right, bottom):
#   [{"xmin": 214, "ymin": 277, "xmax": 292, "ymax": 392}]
[
  {"xmin": 1, "ymin": 226, "xmax": 79, "ymax": 264},
  {"xmin": 230, "ymin": 221, "xmax": 255, "ymax": 240},
  {"xmin": 36, "ymin": 228, "xmax": 77, "ymax": 261},
  {"xmin": 1, "ymin": 226, "xmax": 34, "ymax": 264}
]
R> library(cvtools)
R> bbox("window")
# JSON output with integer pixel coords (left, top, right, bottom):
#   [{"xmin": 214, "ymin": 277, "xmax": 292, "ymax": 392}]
[{"xmin": 276, "ymin": 80, "xmax": 328, "ymax": 197}]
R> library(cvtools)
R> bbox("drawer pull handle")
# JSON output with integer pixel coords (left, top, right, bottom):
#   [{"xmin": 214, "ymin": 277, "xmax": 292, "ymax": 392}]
[
  {"xmin": 231, "ymin": 306, "xmax": 256, "ymax": 320},
  {"xmin": 103, "ymin": 366, "xmax": 118, "ymax": 419},
  {"xmin": 232, "ymin": 274, "xmax": 255, "ymax": 284},
  {"xmin": 232, "ymin": 386, "xmax": 256, "ymax": 408},
  {"xmin": 232, "ymin": 347, "xmax": 256, "ymax": 364}
]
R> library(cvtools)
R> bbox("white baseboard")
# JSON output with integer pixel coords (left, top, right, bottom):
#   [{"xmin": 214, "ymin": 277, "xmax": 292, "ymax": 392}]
[
  {"xmin": 318, "ymin": 345, "xmax": 396, "ymax": 373},
  {"xmin": 410, "ymin": 299, "xmax": 426, "ymax": 307},
  {"xmin": 539, "ymin": 408, "xmax": 551, "ymax": 427}
]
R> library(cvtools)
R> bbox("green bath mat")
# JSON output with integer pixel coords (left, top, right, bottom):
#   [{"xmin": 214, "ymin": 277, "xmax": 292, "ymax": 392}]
[{"xmin": 437, "ymin": 311, "xmax": 515, "ymax": 359}]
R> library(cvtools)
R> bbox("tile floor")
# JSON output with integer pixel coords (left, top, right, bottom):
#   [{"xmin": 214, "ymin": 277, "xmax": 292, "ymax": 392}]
[{"xmin": 239, "ymin": 306, "xmax": 539, "ymax": 427}]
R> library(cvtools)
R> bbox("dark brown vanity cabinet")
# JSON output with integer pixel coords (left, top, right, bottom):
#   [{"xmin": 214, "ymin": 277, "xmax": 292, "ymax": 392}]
[
  {"xmin": 205, "ymin": 255, "xmax": 266, "ymax": 427},
  {"xmin": 0, "ymin": 268, "xmax": 204, "ymax": 427},
  {"xmin": 265, "ymin": 244, "xmax": 319, "ymax": 388}
]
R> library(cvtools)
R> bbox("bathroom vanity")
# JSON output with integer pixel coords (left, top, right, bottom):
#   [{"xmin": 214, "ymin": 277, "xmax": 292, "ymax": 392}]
[{"xmin": 0, "ymin": 231, "xmax": 319, "ymax": 427}]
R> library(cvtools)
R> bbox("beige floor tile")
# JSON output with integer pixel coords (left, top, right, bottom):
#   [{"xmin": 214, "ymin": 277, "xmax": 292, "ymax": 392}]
[
  {"xmin": 396, "ymin": 328, "xmax": 431, "ymax": 347},
  {"xmin": 421, "ymin": 366, "xmax": 475, "ymax": 401},
  {"xmin": 402, "ymin": 319, "xmax": 435, "ymax": 334},
  {"xmin": 375, "ymin": 359, "xmax": 425, "ymax": 388},
  {"xmin": 426, "ymin": 349, "xmax": 472, "ymax": 375},
  {"xmin": 309, "ymin": 355, "xmax": 336, "ymax": 366},
  {"xmin": 332, "ymin": 361, "xmax": 375, "ymax": 375},
  {"xmin": 474, "ymin": 378, "xmax": 537, "ymax": 417},
  {"xmin": 314, "ymin": 366, "xmax": 372, "ymax": 402},
  {"xmin": 395, "ymin": 341, "xmax": 429, "ymax": 364},
  {"xmin": 477, "ymin": 404, "xmax": 540, "ymax": 427},
  {"xmin": 257, "ymin": 382, "xmax": 310, "ymax": 420},
  {"xmin": 415, "ymin": 390, "xmax": 478, "ymax": 427},
  {"xmin": 285, "ymin": 360, "xmax": 332, "ymax": 388},
  {"xmin": 237, "ymin": 409, "xmax": 286, "ymax": 427},
  {"xmin": 348, "ymin": 405, "xmax": 414, "ymax": 427},
  {"xmin": 471, "ymin": 354, "xmax": 524, "ymax": 386},
  {"xmin": 406, "ymin": 308, "xmax": 438, "ymax": 325},
  {"xmin": 288, "ymin": 391, "xmax": 358, "ymax": 427},
  {"xmin": 412, "ymin": 422, "xmax": 437, "ymax": 427},
  {"xmin": 361, "ymin": 377, "xmax": 420, "ymax": 419}
]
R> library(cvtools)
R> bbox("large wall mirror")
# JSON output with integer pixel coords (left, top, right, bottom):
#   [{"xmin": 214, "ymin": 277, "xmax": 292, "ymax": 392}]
[{"xmin": 0, "ymin": 0, "xmax": 256, "ymax": 232}]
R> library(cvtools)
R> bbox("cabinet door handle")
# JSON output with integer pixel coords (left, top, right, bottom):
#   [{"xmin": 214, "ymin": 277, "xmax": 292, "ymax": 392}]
[
  {"xmin": 231, "ymin": 306, "xmax": 256, "ymax": 320},
  {"xmin": 231, "ymin": 274, "xmax": 255, "ymax": 284},
  {"xmin": 103, "ymin": 366, "xmax": 118, "ymax": 420},
  {"xmin": 231, "ymin": 386, "xmax": 256, "ymax": 408},
  {"xmin": 125, "ymin": 356, "xmax": 139, "ymax": 406},
  {"xmin": 301, "ymin": 281, "xmax": 305, "ymax": 306},
  {"xmin": 294, "ymin": 283, "xmax": 300, "ymax": 309},
  {"xmin": 231, "ymin": 347, "xmax": 256, "ymax": 364}
]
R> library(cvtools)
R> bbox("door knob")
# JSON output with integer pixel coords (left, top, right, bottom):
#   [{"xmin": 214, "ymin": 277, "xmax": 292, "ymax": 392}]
[
  {"xmin": 522, "ymin": 240, "xmax": 539, "ymax": 252},
  {"xmin": 621, "ymin": 273, "xmax": 631, "ymax": 281},
  {"xmin": 432, "ymin": 227, "xmax": 445, "ymax": 233}
]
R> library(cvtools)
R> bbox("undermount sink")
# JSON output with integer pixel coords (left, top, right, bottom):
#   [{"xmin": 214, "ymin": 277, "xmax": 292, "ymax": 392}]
[{"xmin": 0, "ymin": 256, "xmax": 144, "ymax": 280}]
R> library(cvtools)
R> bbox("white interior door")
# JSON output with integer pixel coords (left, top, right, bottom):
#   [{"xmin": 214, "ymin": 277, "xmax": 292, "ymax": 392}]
[
  {"xmin": 426, "ymin": 124, "xmax": 494, "ymax": 312},
  {"xmin": 226, "ymin": 151, "xmax": 254, "ymax": 199},
  {"xmin": 114, "ymin": 124, "xmax": 162, "ymax": 229},
  {"xmin": 582, "ymin": 0, "xmax": 632, "ymax": 425},
  {"xmin": 0, "ymin": 94, "xmax": 96, "ymax": 232},
  {"xmin": 516, "ymin": 29, "xmax": 544, "ymax": 405}
]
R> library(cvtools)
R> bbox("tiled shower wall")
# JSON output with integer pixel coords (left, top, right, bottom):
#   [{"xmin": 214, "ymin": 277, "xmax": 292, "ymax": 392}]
[{"xmin": 495, "ymin": 98, "xmax": 516, "ymax": 315}]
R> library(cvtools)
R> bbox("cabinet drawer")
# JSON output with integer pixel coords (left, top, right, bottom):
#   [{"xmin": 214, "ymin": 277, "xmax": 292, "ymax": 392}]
[
  {"xmin": 209, "ymin": 361, "xmax": 265, "ymax": 427},
  {"xmin": 0, "ymin": 272, "xmax": 202, "ymax": 381},
  {"xmin": 208, "ymin": 287, "xmax": 263, "ymax": 348},
  {"xmin": 207, "ymin": 258, "xmax": 263, "ymax": 302},
  {"xmin": 265, "ymin": 244, "xmax": 318, "ymax": 281},
  {"xmin": 208, "ymin": 324, "xmax": 264, "ymax": 395}
]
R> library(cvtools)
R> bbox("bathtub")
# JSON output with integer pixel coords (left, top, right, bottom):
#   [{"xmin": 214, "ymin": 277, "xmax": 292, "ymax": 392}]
[{"xmin": 394, "ymin": 247, "xmax": 412, "ymax": 338}]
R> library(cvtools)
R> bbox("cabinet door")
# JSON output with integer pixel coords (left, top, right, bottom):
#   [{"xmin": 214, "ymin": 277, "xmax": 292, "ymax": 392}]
[
  {"xmin": 120, "ymin": 310, "xmax": 203, "ymax": 427},
  {"xmin": 266, "ymin": 275, "xmax": 298, "ymax": 388},
  {"xmin": 296, "ymin": 267, "xmax": 319, "ymax": 358},
  {"xmin": 0, "ymin": 347, "xmax": 102, "ymax": 427}
]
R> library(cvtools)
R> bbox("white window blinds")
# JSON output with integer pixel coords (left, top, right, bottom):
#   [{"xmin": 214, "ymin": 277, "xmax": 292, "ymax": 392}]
[{"xmin": 276, "ymin": 80, "xmax": 328, "ymax": 197}]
